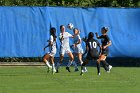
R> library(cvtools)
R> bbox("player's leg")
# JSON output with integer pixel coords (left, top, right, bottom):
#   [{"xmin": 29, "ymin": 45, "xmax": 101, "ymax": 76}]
[
  {"xmin": 43, "ymin": 54, "xmax": 52, "ymax": 72},
  {"xmin": 98, "ymin": 55, "xmax": 108, "ymax": 71},
  {"xmin": 50, "ymin": 56, "xmax": 56, "ymax": 74},
  {"xmin": 56, "ymin": 54, "xmax": 64, "ymax": 73},
  {"xmin": 78, "ymin": 53, "xmax": 87, "ymax": 72},
  {"xmin": 96, "ymin": 59, "xmax": 101, "ymax": 76},
  {"xmin": 66, "ymin": 52, "xmax": 74, "ymax": 72},
  {"xmin": 80, "ymin": 59, "xmax": 89, "ymax": 75}
]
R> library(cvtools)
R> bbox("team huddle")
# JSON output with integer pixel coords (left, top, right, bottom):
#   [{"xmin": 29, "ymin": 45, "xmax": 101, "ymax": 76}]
[{"xmin": 43, "ymin": 23, "xmax": 112, "ymax": 76}]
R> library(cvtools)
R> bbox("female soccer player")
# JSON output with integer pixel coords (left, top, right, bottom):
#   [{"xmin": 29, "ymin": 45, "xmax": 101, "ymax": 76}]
[
  {"xmin": 80, "ymin": 32, "xmax": 101, "ymax": 76},
  {"xmin": 71, "ymin": 28, "xmax": 87, "ymax": 72},
  {"xmin": 95, "ymin": 27, "xmax": 112, "ymax": 73},
  {"xmin": 43, "ymin": 27, "xmax": 57, "ymax": 74},
  {"xmin": 56, "ymin": 25, "xmax": 78, "ymax": 73}
]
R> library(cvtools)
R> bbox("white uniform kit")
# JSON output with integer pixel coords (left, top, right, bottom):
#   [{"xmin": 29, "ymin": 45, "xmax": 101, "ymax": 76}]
[
  {"xmin": 49, "ymin": 35, "xmax": 57, "ymax": 56},
  {"xmin": 59, "ymin": 32, "xmax": 72, "ymax": 55},
  {"xmin": 73, "ymin": 35, "xmax": 83, "ymax": 54}
]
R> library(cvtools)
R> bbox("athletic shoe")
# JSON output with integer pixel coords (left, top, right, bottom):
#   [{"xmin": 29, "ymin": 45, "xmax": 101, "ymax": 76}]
[
  {"xmin": 83, "ymin": 67, "xmax": 88, "ymax": 72},
  {"xmin": 98, "ymin": 73, "xmax": 101, "ymax": 76},
  {"xmin": 74, "ymin": 68, "xmax": 79, "ymax": 72},
  {"xmin": 66, "ymin": 67, "xmax": 71, "ymax": 72},
  {"xmin": 56, "ymin": 69, "xmax": 59, "ymax": 73}
]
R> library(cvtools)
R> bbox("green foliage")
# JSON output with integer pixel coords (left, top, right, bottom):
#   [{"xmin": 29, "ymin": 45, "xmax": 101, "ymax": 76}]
[{"xmin": 0, "ymin": 0, "xmax": 139, "ymax": 7}]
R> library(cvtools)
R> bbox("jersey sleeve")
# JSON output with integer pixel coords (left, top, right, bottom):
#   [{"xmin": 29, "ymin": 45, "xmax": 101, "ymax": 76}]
[
  {"xmin": 50, "ymin": 35, "xmax": 53, "ymax": 42},
  {"xmin": 106, "ymin": 35, "xmax": 111, "ymax": 42},
  {"xmin": 96, "ymin": 40, "xmax": 100, "ymax": 46},
  {"xmin": 98, "ymin": 35, "xmax": 103, "ymax": 39},
  {"xmin": 66, "ymin": 32, "xmax": 72, "ymax": 37},
  {"xmin": 77, "ymin": 35, "xmax": 81, "ymax": 42}
]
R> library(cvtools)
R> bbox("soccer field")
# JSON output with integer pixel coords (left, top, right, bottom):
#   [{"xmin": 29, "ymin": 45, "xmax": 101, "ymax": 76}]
[{"xmin": 0, "ymin": 66, "xmax": 139, "ymax": 93}]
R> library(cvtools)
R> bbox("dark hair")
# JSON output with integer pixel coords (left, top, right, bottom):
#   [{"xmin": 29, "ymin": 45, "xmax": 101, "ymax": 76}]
[
  {"xmin": 87, "ymin": 32, "xmax": 94, "ymax": 42},
  {"xmin": 73, "ymin": 28, "xmax": 78, "ymax": 33},
  {"xmin": 102, "ymin": 27, "xmax": 108, "ymax": 33},
  {"xmin": 60, "ymin": 25, "xmax": 64, "ymax": 29},
  {"xmin": 50, "ymin": 27, "xmax": 57, "ymax": 41}
]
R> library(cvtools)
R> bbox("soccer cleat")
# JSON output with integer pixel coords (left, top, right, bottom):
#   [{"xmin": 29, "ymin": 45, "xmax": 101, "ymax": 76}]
[
  {"xmin": 66, "ymin": 67, "xmax": 71, "ymax": 72},
  {"xmin": 56, "ymin": 69, "xmax": 59, "ymax": 73},
  {"xmin": 83, "ymin": 67, "xmax": 88, "ymax": 73},
  {"xmin": 80, "ymin": 72, "xmax": 83, "ymax": 76},
  {"xmin": 98, "ymin": 73, "xmax": 101, "ymax": 76},
  {"xmin": 74, "ymin": 68, "xmax": 79, "ymax": 72}
]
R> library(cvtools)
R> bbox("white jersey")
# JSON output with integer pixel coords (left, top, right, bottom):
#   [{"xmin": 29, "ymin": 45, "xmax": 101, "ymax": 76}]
[
  {"xmin": 49, "ymin": 35, "xmax": 56, "ymax": 56},
  {"xmin": 59, "ymin": 32, "xmax": 72, "ymax": 48},
  {"xmin": 59, "ymin": 32, "xmax": 72, "ymax": 55},
  {"xmin": 73, "ymin": 35, "xmax": 83, "ymax": 54}
]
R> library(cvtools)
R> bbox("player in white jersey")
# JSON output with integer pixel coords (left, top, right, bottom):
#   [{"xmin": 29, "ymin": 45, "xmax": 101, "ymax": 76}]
[
  {"xmin": 44, "ymin": 27, "xmax": 57, "ymax": 74},
  {"xmin": 71, "ymin": 28, "xmax": 87, "ymax": 72},
  {"xmin": 56, "ymin": 25, "xmax": 77, "ymax": 73}
]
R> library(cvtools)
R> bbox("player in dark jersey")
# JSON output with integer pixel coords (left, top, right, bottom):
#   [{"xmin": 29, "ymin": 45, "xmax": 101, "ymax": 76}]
[
  {"xmin": 80, "ymin": 32, "xmax": 101, "ymax": 76},
  {"xmin": 95, "ymin": 27, "xmax": 112, "ymax": 73}
]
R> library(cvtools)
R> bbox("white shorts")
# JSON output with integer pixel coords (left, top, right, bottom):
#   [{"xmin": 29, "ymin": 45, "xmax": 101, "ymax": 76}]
[
  {"xmin": 48, "ymin": 49, "xmax": 56, "ymax": 56},
  {"xmin": 73, "ymin": 47, "xmax": 83, "ymax": 54},
  {"xmin": 60, "ymin": 47, "xmax": 71, "ymax": 55}
]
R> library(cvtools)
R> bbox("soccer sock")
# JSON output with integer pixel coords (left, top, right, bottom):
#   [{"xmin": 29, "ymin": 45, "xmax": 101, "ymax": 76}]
[
  {"xmin": 72, "ymin": 61, "xmax": 78, "ymax": 69},
  {"xmin": 102, "ymin": 60, "xmax": 109, "ymax": 66},
  {"xmin": 56, "ymin": 62, "xmax": 61, "ymax": 70},
  {"xmin": 67, "ymin": 60, "xmax": 72, "ymax": 67},
  {"xmin": 52, "ymin": 63, "xmax": 55, "ymax": 71},
  {"xmin": 45, "ymin": 60, "xmax": 51, "ymax": 68},
  {"xmin": 96, "ymin": 62, "xmax": 100, "ymax": 74},
  {"xmin": 101, "ymin": 61, "xmax": 109, "ymax": 71}
]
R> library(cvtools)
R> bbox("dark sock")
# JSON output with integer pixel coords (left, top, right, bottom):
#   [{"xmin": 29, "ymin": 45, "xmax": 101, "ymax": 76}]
[
  {"xmin": 101, "ymin": 61, "xmax": 109, "ymax": 71},
  {"xmin": 102, "ymin": 60, "xmax": 109, "ymax": 66},
  {"xmin": 96, "ymin": 62, "xmax": 100, "ymax": 74}
]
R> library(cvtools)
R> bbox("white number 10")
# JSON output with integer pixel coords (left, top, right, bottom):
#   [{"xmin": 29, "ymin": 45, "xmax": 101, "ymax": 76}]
[{"xmin": 89, "ymin": 42, "xmax": 97, "ymax": 48}]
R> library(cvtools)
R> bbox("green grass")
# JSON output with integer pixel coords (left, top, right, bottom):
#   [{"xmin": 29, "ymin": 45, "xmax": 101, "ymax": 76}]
[{"xmin": 0, "ymin": 66, "xmax": 139, "ymax": 93}]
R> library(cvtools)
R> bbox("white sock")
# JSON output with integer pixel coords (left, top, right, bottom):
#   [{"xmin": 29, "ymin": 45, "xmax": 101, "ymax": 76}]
[
  {"xmin": 56, "ymin": 62, "xmax": 60, "ymax": 70},
  {"xmin": 45, "ymin": 60, "xmax": 51, "ymax": 68},
  {"xmin": 52, "ymin": 63, "xmax": 56, "ymax": 71},
  {"xmin": 67, "ymin": 60, "xmax": 72, "ymax": 67},
  {"xmin": 80, "ymin": 61, "xmax": 83, "ymax": 66},
  {"xmin": 73, "ymin": 61, "xmax": 78, "ymax": 69}
]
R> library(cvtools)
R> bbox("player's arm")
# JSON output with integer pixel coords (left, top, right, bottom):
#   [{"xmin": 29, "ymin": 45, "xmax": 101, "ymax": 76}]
[
  {"xmin": 97, "ymin": 42, "xmax": 102, "ymax": 55},
  {"xmin": 73, "ymin": 39, "xmax": 81, "ymax": 47},
  {"xmin": 82, "ymin": 43, "xmax": 89, "ymax": 57},
  {"xmin": 44, "ymin": 40, "xmax": 52, "ymax": 50},
  {"xmin": 103, "ymin": 36, "xmax": 112, "ymax": 49},
  {"xmin": 59, "ymin": 33, "xmax": 64, "ymax": 43},
  {"xmin": 104, "ymin": 40, "xmax": 112, "ymax": 49},
  {"xmin": 95, "ymin": 32, "xmax": 101, "ymax": 39}
]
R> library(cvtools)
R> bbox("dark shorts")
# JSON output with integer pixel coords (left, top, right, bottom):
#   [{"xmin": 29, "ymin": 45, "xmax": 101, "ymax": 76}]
[
  {"xmin": 101, "ymin": 48, "xmax": 109, "ymax": 56},
  {"xmin": 86, "ymin": 51, "xmax": 99, "ymax": 60}
]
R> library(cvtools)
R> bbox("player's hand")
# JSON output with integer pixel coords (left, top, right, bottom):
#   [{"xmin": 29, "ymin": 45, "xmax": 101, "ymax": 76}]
[
  {"xmin": 95, "ymin": 32, "xmax": 98, "ymax": 35},
  {"xmin": 103, "ymin": 46, "xmax": 107, "ymax": 49},
  {"xmin": 72, "ymin": 44, "xmax": 76, "ymax": 47}
]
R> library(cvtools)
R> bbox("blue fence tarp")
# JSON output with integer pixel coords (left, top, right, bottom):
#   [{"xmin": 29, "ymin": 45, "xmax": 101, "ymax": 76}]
[{"xmin": 0, "ymin": 7, "xmax": 140, "ymax": 57}]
